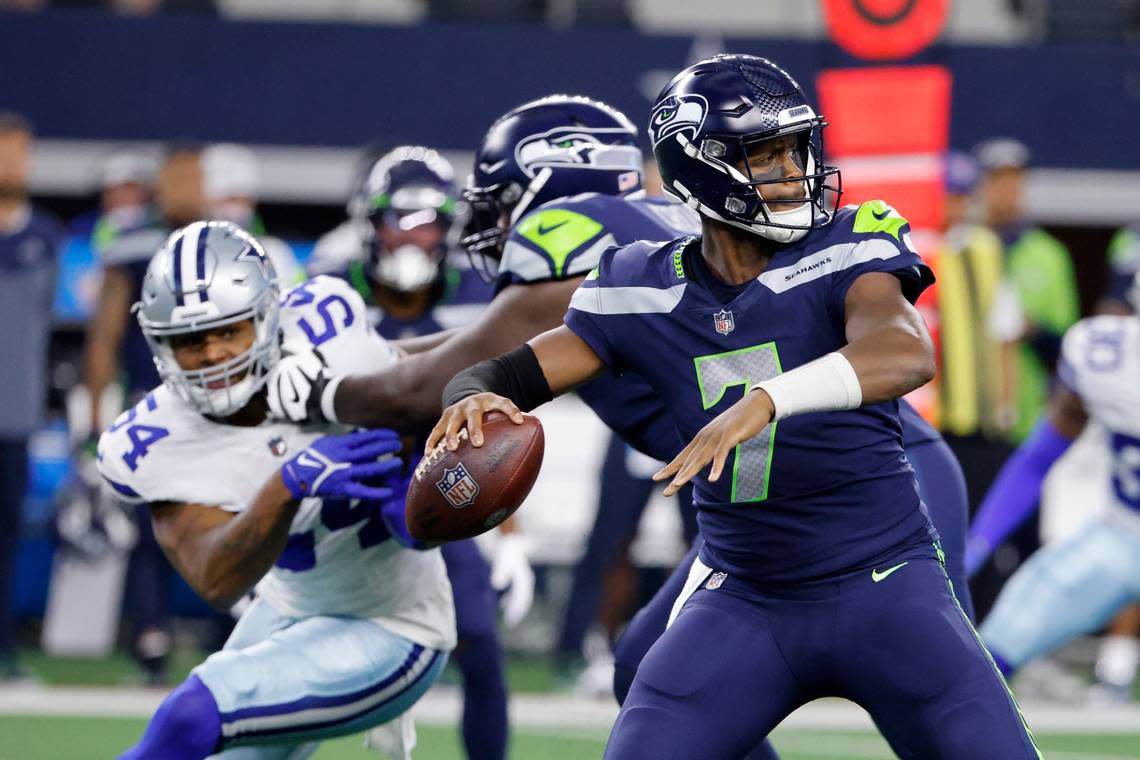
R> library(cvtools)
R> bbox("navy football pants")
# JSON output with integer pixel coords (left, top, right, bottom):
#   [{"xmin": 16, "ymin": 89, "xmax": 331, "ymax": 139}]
[
  {"xmin": 605, "ymin": 550, "xmax": 1039, "ymax": 760},
  {"xmin": 612, "ymin": 436, "xmax": 979, "ymax": 758}
]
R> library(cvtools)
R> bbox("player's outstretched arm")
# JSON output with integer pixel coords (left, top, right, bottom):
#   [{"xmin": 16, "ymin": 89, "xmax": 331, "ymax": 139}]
[
  {"xmin": 148, "ymin": 429, "xmax": 402, "ymax": 608},
  {"xmin": 389, "ymin": 328, "xmax": 461, "ymax": 357},
  {"xmin": 965, "ymin": 383, "xmax": 1087, "ymax": 576},
  {"xmin": 328, "ymin": 279, "xmax": 582, "ymax": 431},
  {"xmin": 838, "ymin": 271, "xmax": 937, "ymax": 404},
  {"xmin": 425, "ymin": 325, "xmax": 605, "ymax": 453}
]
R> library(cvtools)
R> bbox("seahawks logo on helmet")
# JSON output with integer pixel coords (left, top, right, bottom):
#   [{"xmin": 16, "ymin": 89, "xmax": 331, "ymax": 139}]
[
  {"xmin": 515, "ymin": 126, "xmax": 624, "ymax": 179},
  {"xmin": 649, "ymin": 94, "xmax": 708, "ymax": 148}
]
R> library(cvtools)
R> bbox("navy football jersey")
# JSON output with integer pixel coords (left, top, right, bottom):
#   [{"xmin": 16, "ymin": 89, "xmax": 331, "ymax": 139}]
[
  {"xmin": 345, "ymin": 256, "xmax": 493, "ymax": 341},
  {"xmin": 501, "ymin": 193, "xmax": 701, "ymax": 461},
  {"xmin": 564, "ymin": 202, "xmax": 938, "ymax": 583}
]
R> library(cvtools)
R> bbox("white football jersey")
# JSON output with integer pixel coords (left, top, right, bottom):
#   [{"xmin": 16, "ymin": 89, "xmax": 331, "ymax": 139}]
[
  {"xmin": 1059, "ymin": 315, "xmax": 1140, "ymax": 518},
  {"xmin": 97, "ymin": 276, "xmax": 456, "ymax": 651}
]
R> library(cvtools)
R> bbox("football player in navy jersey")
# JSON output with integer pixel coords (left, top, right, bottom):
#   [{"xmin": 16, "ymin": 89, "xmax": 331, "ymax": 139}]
[
  {"xmin": 270, "ymin": 92, "xmax": 976, "ymax": 760},
  {"xmin": 427, "ymin": 55, "xmax": 1039, "ymax": 759}
]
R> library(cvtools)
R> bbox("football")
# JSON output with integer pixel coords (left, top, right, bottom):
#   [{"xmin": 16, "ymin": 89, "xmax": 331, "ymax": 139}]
[{"xmin": 406, "ymin": 412, "xmax": 545, "ymax": 543}]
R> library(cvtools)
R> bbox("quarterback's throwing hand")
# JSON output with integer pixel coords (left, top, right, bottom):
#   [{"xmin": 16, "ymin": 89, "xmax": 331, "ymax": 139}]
[
  {"xmin": 425, "ymin": 392, "xmax": 524, "ymax": 454},
  {"xmin": 281, "ymin": 429, "xmax": 403, "ymax": 501},
  {"xmin": 653, "ymin": 389, "xmax": 776, "ymax": 496}
]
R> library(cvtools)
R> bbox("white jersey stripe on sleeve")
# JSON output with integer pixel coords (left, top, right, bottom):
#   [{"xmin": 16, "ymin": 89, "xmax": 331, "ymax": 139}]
[
  {"xmin": 569, "ymin": 283, "xmax": 687, "ymax": 315},
  {"xmin": 757, "ymin": 239, "xmax": 900, "ymax": 294}
]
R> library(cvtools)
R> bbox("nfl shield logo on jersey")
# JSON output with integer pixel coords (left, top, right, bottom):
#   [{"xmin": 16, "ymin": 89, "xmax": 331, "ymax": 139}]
[
  {"xmin": 713, "ymin": 309, "xmax": 735, "ymax": 335},
  {"xmin": 267, "ymin": 436, "xmax": 288, "ymax": 457},
  {"xmin": 437, "ymin": 463, "xmax": 480, "ymax": 509},
  {"xmin": 706, "ymin": 571, "xmax": 728, "ymax": 590}
]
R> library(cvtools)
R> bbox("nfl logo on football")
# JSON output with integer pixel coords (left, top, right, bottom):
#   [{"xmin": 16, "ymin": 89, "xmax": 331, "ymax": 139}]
[
  {"xmin": 436, "ymin": 463, "xmax": 480, "ymax": 509},
  {"xmin": 713, "ymin": 308, "xmax": 735, "ymax": 335}
]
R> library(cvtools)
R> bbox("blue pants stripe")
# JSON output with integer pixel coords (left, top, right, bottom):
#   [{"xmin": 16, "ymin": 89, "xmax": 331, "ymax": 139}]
[{"xmin": 220, "ymin": 647, "xmax": 443, "ymax": 746}]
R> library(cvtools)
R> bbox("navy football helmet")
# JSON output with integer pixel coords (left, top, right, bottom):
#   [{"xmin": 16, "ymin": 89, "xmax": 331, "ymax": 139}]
[
  {"xmin": 461, "ymin": 95, "xmax": 644, "ymax": 267},
  {"xmin": 359, "ymin": 146, "xmax": 460, "ymax": 293},
  {"xmin": 650, "ymin": 54, "xmax": 841, "ymax": 244}
]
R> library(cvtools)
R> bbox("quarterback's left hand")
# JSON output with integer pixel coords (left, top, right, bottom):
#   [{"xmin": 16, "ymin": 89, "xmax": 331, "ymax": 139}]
[
  {"xmin": 491, "ymin": 533, "xmax": 535, "ymax": 627},
  {"xmin": 267, "ymin": 350, "xmax": 332, "ymax": 424},
  {"xmin": 654, "ymin": 388, "xmax": 775, "ymax": 496}
]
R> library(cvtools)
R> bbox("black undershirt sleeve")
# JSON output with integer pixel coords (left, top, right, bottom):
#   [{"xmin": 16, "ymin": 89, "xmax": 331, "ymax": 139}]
[{"xmin": 441, "ymin": 344, "xmax": 554, "ymax": 412}]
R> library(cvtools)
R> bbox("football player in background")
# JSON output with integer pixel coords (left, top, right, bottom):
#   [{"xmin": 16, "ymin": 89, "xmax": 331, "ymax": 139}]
[
  {"xmin": 100, "ymin": 221, "xmax": 454, "ymax": 759},
  {"xmin": 427, "ymin": 55, "xmax": 1038, "ymax": 759},
  {"xmin": 314, "ymin": 144, "xmax": 523, "ymax": 760},
  {"xmin": 268, "ymin": 90, "xmax": 976, "ymax": 760},
  {"xmin": 967, "ymin": 271, "xmax": 1140, "ymax": 695}
]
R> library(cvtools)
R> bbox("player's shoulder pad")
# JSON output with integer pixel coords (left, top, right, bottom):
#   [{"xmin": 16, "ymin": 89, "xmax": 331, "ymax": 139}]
[
  {"xmin": 757, "ymin": 201, "xmax": 924, "ymax": 296},
  {"xmin": 279, "ymin": 275, "xmax": 370, "ymax": 341},
  {"xmin": 841, "ymin": 200, "xmax": 914, "ymax": 247},
  {"xmin": 95, "ymin": 387, "xmax": 187, "ymax": 505},
  {"xmin": 502, "ymin": 193, "xmax": 616, "ymax": 282},
  {"xmin": 570, "ymin": 237, "xmax": 690, "ymax": 316},
  {"xmin": 1060, "ymin": 314, "xmax": 1138, "ymax": 380}
]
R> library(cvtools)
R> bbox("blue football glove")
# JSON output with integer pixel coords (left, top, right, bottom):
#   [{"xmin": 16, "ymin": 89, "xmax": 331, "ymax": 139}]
[{"xmin": 281, "ymin": 429, "xmax": 402, "ymax": 501}]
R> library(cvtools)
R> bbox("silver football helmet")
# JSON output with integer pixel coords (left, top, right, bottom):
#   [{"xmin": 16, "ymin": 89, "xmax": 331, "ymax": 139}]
[{"xmin": 136, "ymin": 221, "xmax": 281, "ymax": 416}]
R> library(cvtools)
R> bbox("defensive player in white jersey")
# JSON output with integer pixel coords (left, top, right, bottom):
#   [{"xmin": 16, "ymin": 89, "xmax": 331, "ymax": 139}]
[
  {"xmin": 968, "ymin": 272, "xmax": 1140, "ymax": 679},
  {"xmin": 97, "ymin": 221, "xmax": 455, "ymax": 760}
]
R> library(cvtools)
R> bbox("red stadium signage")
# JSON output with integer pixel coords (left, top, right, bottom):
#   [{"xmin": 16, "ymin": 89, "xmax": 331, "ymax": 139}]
[{"xmin": 821, "ymin": 0, "xmax": 949, "ymax": 61}]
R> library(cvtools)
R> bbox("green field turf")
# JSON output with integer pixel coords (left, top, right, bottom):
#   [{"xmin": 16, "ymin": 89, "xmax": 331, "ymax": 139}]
[
  {"xmin": 14, "ymin": 648, "xmax": 559, "ymax": 693},
  {"xmin": 2, "ymin": 716, "xmax": 1139, "ymax": 760}
]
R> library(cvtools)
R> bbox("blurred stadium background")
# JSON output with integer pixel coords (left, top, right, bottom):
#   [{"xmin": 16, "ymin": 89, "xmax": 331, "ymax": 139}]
[{"xmin": 2, "ymin": 0, "xmax": 1140, "ymax": 757}]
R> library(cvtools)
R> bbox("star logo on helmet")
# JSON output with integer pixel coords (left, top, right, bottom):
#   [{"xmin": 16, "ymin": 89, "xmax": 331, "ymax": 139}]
[
  {"xmin": 236, "ymin": 243, "xmax": 271, "ymax": 278},
  {"xmin": 649, "ymin": 94, "xmax": 708, "ymax": 148}
]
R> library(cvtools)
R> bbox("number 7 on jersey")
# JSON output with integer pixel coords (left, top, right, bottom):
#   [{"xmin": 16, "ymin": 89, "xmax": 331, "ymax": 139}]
[{"xmin": 693, "ymin": 343, "xmax": 782, "ymax": 502}]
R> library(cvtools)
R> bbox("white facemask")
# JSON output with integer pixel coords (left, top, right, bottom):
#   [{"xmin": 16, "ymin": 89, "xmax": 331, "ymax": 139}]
[{"xmin": 372, "ymin": 244, "xmax": 440, "ymax": 293}]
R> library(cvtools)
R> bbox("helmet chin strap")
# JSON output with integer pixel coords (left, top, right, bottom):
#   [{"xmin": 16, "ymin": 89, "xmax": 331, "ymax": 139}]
[
  {"xmin": 752, "ymin": 203, "xmax": 812, "ymax": 244},
  {"xmin": 197, "ymin": 372, "xmax": 260, "ymax": 417}
]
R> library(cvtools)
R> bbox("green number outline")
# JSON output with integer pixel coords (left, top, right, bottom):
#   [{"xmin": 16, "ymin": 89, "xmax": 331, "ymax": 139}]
[{"xmin": 693, "ymin": 342, "xmax": 782, "ymax": 502}]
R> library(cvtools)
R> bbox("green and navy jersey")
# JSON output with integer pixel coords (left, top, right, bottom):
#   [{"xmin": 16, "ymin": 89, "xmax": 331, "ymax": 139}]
[
  {"xmin": 500, "ymin": 193, "xmax": 700, "ymax": 461},
  {"xmin": 496, "ymin": 192, "xmax": 701, "ymax": 294},
  {"xmin": 564, "ymin": 202, "xmax": 937, "ymax": 583}
]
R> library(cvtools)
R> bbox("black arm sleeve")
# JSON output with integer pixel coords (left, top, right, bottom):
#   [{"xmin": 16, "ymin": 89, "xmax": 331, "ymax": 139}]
[{"xmin": 441, "ymin": 343, "xmax": 554, "ymax": 412}]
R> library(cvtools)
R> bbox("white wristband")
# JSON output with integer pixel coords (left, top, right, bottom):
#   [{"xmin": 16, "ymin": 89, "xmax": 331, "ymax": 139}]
[
  {"xmin": 320, "ymin": 374, "xmax": 344, "ymax": 425},
  {"xmin": 751, "ymin": 352, "xmax": 862, "ymax": 421}
]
